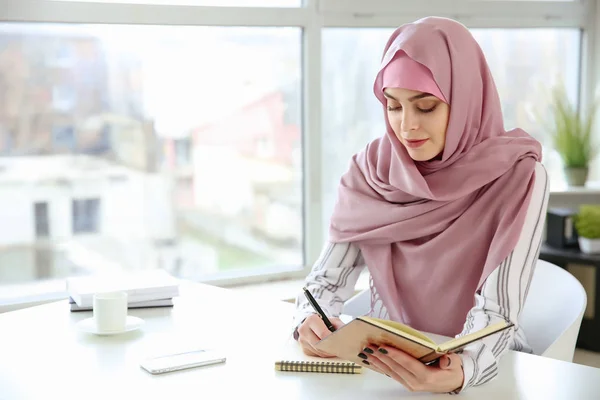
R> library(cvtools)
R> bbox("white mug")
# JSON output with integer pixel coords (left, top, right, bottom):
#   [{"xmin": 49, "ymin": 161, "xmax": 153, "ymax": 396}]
[{"xmin": 93, "ymin": 291, "xmax": 128, "ymax": 333}]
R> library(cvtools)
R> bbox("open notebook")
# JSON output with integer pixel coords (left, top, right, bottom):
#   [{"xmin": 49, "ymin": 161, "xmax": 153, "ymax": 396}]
[
  {"xmin": 315, "ymin": 316, "xmax": 513, "ymax": 366},
  {"xmin": 275, "ymin": 338, "xmax": 363, "ymax": 374}
]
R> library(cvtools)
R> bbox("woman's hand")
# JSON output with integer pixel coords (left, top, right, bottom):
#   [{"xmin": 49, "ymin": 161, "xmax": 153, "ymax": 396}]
[
  {"xmin": 296, "ymin": 314, "xmax": 345, "ymax": 357},
  {"xmin": 362, "ymin": 345, "xmax": 464, "ymax": 393}
]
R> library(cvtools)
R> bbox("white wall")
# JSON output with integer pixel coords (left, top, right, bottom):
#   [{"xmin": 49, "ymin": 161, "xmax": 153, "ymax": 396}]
[
  {"xmin": 0, "ymin": 181, "xmax": 101, "ymax": 245},
  {"xmin": 0, "ymin": 185, "xmax": 35, "ymax": 245},
  {"xmin": 103, "ymin": 174, "xmax": 146, "ymax": 239},
  {"xmin": 103, "ymin": 172, "xmax": 175, "ymax": 240},
  {"xmin": 144, "ymin": 174, "xmax": 176, "ymax": 240},
  {"xmin": 0, "ymin": 247, "xmax": 34, "ymax": 281},
  {"xmin": 0, "ymin": 179, "xmax": 105, "ymax": 246},
  {"xmin": 0, "ymin": 167, "xmax": 175, "ymax": 247},
  {"xmin": 49, "ymin": 180, "xmax": 104, "ymax": 240}
]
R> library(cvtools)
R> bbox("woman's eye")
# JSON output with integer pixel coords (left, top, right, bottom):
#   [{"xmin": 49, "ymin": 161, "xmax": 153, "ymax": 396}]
[
  {"xmin": 418, "ymin": 106, "xmax": 436, "ymax": 113},
  {"xmin": 387, "ymin": 105, "xmax": 402, "ymax": 112}
]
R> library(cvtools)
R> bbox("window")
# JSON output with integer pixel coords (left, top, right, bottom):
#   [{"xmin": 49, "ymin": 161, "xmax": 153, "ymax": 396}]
[
  {"xmin": 72, "ymin": 198, "xmax": 100, "ymax": 234},
  {"xmin": 52, "ymin": 84, "xmax": 77, "ymax": 112},
  {"xmin": 0, "ymin": 0, "xmax": 592, "ymax": 298},
  {"xmin": 173, "ymin": 138, "xmax": 192, "ymax": 167},
  {"xmin": 0, "ymin": 22, "xmax": 302, "ymax": 288},
  {"xmin": 470, "ymin": 29, "xmax": 581, "ymax": 192},
  {"xmin": 321, "ymin": 27, "xmax": 581, "ymax": 233},
  {"xmin": 52, "ymin": 126, "xmax": 76, "ymax": 151},
  {"xmin": 34, "ymin": 202, "xmax": 50, "ymax": 238}
]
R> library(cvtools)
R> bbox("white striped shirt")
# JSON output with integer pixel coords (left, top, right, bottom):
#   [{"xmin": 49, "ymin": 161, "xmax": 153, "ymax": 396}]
[{"xmin": 295, "ymin": 162, "xmax": 549, "ymax": 393}]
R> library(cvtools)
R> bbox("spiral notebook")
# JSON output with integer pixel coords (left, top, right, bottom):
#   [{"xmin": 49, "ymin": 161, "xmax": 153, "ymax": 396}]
[{"xmin": 274, "ymin": 338, "xmax": 362, "ymax": 374}]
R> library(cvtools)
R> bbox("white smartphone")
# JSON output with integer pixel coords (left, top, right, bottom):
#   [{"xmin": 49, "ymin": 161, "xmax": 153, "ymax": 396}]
[{"xmin": 140, "ymin": 349, "xmax": 226, "ymax": 375}]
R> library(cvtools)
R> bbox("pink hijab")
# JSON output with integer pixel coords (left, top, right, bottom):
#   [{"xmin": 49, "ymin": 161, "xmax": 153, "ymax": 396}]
[{"xmin": 329, "ymin": 17, "xmax": 542, "ymax": 336}]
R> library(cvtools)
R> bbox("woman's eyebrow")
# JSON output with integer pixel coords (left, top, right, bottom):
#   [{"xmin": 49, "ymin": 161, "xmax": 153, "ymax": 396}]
[
  {"xmin": 408, "ymin": 93, "xmax": 434, "ymax": 102},
  {"xmin": 382, "ymin": 91, "xmax": 434, "ymax": 102}
]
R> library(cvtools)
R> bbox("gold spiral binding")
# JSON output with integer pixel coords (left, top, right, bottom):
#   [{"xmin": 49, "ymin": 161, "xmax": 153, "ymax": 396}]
[{"xmin": 275, "ymin": 360, "xmax": 363, "ymax": 374}]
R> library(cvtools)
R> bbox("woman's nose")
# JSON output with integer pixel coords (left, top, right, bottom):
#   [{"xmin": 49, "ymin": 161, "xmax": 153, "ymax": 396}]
[{"xmin": 401, "ymin": 111, "xmax": 419, "ymax": 132}]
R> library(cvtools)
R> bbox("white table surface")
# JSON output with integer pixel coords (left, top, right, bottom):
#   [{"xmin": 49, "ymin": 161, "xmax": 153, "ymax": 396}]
[{"xmin": 1, "ymin": 282, "xmax": 600, "ymax": 400}]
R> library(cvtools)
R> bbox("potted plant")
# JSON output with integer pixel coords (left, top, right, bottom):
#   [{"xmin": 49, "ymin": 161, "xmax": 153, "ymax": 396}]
[
  {"xmin": 575, "ymin": 205, "xmax": 600, "ymax": 254},
  {"xmin": 547, "ymin": 84, "xmax": 599, "ymax": 186}
]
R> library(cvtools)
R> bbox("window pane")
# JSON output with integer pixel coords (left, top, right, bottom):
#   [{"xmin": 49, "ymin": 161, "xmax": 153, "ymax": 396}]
[
  {"xmin": 50, "ymin": 0, "xmax": 301, "ymax": 7},
  {"xmin": 322, "ymin": 28, "xmax": 580, "ymax": 235},
  {"xmin": 321, "ymin": 29, "xmax": 392, "ymax": 238},
  {"xmin": 0, "ymin": 23, "xmax": 302, "ymax": 288},
  {"xmin": 470, "ymin": 28, "xmax": 581, "ymax": 192},
  {"xmin": 34, "ymin": 202, "xmax": 50, "ymax": 238},
  {"xmin": 72, "ymin": 198, "xmax": 101, "ymax": 234}
]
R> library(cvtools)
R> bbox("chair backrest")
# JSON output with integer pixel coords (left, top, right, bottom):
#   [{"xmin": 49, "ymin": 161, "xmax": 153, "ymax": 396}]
[
  {"xmin": 519, "ymin": 259, "xmax": 587, "ymax": 362},
  {"xmin": 342, "ymin": 259, "xmax": 587, "ymax": 362},
  {"xmin": 342, "ymin": 289, "xmax": 370, "ymax": 319}
]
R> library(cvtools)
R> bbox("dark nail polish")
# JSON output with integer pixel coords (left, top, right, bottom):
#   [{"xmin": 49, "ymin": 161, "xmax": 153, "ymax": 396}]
[
  {"xmin": 447, "ymin": 357, "xmax": 452, "ymax": 367},
  {"xmin": 363, "ymin": 347, "xmax": 374, "ymax": 354},
  {"xmin": 378, "ymin": 348, "xmax": 388, "ymax": 354},
  {"xmin": 357, "ymin": 352, "xmax": 368, "ymax": 359},
  {"xmin": 362, "ymin": 360, "xmax": 370, "ymax": 365}
]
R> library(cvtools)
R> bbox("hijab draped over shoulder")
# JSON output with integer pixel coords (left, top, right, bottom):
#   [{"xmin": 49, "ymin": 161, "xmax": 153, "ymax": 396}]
[{"xmin": 329, "ymin": 17, "xmax": 542, "ymax": 336}]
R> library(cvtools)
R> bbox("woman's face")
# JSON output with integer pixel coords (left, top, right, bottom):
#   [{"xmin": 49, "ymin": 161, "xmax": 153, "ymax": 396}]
[{"xmin": 384, "ymin": 88, "xmax": 450, "ymax": 161}]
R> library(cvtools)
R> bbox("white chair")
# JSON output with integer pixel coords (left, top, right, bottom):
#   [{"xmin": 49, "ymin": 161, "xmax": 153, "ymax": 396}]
[
  {"xmin": 342, "ymin": 259, "xmax": 587, "ymax": 362},
  {"xmin": 342, "ymin": 288, "xmax": 371, "ymax": 319},
  {"xmin": 519, "ymin": 259, "xmax": 587, "ymax": 362}
]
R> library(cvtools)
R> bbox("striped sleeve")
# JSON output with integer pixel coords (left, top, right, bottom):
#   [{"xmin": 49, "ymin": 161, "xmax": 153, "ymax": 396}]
[
  {"xmin": 294, "ymin": 242, "xmax": 366, "ymax": 327},
  {"xmin": 455, "ymin": 163, "xmax": 549, "ymax": 393}
]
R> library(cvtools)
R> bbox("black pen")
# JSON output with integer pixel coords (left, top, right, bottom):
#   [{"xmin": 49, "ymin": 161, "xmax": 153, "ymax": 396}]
[{"xmin": 303, "ymin": 287, "xmax": 336, "ymax": 332}]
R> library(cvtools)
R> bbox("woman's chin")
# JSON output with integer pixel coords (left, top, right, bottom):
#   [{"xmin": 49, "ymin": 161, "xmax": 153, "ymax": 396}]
[
  {"xmin": 406, "ymin": 149, "xmax": 438, "ymax": 161},
  {"xmin": 404, "ymin": 144, "xmax": 444, "ymax": 162}
]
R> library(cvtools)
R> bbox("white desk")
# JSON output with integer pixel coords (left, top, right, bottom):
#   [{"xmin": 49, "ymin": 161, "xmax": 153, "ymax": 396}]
[{"xmin": 1, "ymin": 282, "xmax": 600, "ymax": 400}]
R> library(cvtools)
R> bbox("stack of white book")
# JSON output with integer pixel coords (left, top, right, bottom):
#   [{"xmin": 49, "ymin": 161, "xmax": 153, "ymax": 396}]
[{"xmin": 66, "ymin": 269, "xmax": 180, "ymax": 312}]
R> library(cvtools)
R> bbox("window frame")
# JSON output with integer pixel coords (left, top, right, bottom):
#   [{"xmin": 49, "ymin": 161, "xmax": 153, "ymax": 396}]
[{"xmin": 0, "ymin": 0, "xmax": 596, "ymax": 289}]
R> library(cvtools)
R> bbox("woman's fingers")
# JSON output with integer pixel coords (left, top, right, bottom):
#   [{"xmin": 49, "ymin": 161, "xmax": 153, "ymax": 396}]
[
  {"xmin": 376, "ymin": 346, "xmax": 427, "ymax": 380},
  {"xmin": 298, "ymin": 329, "xmax": 334, "ymax": 357},
  {"xmin": 364, "ymin": 345, "xmax": 465, "ymax": 393},
  {"xmin": 308, "ymin": 315, "xmax": 345, "ymax": 339},
  {"xmin": 311, "ymin": 322, "xmax": 333, "ymax": 341},
  {"xmin": 330, "ymin": 318, "xmax": 346, "ymax": 330},
  {"xmin": 297, "ymin": 314, "xmax": 338, "ymax": 357},
  {"xmin": 365, "ymin": 352, "xmax": 414, "ymax": 389},
  {"xmin": 438, "ymin": 353, "xmax": 461, "ymax": 370}
]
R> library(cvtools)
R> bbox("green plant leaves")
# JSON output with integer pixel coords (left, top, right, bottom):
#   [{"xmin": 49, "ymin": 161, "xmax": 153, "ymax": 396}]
[
  {"xmin": 546, "ymin": 84, "xmax": 599, "ymax": 168},
  {"xmin": 575, "ymin": 205, "xmax": 600, "ymax": 239}
]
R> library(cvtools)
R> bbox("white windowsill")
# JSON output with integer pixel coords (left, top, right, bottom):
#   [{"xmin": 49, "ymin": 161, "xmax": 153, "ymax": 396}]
[
  {"xmin": 549, "ymin": 181, "xmax": 600, "ymax": 195},
  {"xmin": 550, "ymin": 187, "xmax": 600, "ymax": 195}
]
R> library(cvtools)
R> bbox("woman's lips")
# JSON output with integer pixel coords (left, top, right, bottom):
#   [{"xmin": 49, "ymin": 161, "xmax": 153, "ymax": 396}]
[{"xmin": 404, "ymin": 138, "xmax": 429, "ymax": 149}]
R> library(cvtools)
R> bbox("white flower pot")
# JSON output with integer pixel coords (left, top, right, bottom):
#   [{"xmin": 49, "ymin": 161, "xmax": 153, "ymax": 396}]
[{"xmin": 578, "ymin": 237, "xmax": 600, "ymax": 254}]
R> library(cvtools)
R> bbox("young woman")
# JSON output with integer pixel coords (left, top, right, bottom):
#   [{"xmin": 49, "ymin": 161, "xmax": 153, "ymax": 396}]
[{"xmin": 294, "ymin": 17, "xmax": 549, "ymax": 394}]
